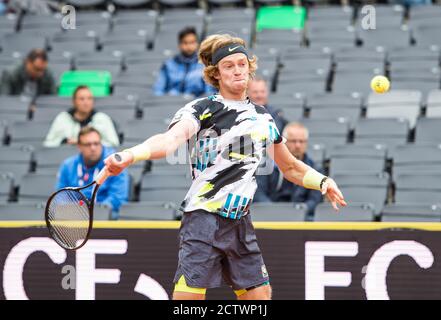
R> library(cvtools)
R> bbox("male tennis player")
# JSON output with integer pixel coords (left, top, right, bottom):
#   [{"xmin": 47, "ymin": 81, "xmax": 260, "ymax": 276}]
[{"xmin": 103, "ymin": 34, "xmax": 347, "ymax": 300}]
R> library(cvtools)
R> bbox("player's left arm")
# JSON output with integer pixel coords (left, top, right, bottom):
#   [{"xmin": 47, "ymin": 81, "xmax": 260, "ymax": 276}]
[{"xmin": 268, "ymin": 143, "xmax": 347, "ymax": 211}]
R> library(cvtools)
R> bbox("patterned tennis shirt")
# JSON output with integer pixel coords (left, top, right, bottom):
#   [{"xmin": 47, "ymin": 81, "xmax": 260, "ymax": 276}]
[{"xmin": 168, "ymin": 94, "xmax": 285, "ymax": 219}]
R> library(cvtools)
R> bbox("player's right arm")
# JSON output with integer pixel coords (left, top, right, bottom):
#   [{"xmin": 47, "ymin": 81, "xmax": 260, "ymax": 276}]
[{"xmin": 103, "ymin": 118, "xmax": 197, "ymax": 176}]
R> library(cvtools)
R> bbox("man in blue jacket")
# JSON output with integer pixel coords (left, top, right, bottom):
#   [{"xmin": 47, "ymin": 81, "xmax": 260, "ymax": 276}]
[
  {"xmin": 56, "ymin": 126, "xmax": 129, "ymax": 219},
  {"xmin": 255, "ymin": 122, "xmax": 322, "ymax": 220},
  {"xmin": 153, "ymin": 26, "xmax": 216, "ymax": 97}
]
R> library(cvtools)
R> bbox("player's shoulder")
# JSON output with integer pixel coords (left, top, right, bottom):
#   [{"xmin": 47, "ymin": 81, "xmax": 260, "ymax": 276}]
[
  {"xmin": 250, "ymin": 101, "xmax": 271, "ymax": 116},
  {"xmin": 184, "ymin": 94, "xmax": 224, "ymax": 112}
]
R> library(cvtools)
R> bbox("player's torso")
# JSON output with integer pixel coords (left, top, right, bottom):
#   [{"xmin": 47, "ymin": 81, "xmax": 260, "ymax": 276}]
[{"xmin": 183, "ymin": 95, "xmax": 279, "ymax": 219}]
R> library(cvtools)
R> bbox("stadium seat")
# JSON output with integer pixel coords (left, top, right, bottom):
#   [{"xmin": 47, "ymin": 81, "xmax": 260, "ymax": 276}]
[
  {"xmin": 329, "ymin": 143, "xmax": 387, "ymax": 160},
  {"xmin": 0, "ymin": 96, "xmax": 31, "ymax": 114},
  {"xmin": 366, "ymin": 90, "xmax": 422, "ymax": 128},
  {"xmin": 300, "ymin": 118, "xmax": 350, "ymax": 149},
  {"xmin": 338, "ymin": 185, "xmax": 387, "ymax": 215},
  {"xmin": 93, "ymin": 205, "xmax": 112, "ymax": 220},
  {"xmin": 0, "ymin": 144, "xmax": 34, "ymax": 186},
  {"xmin": 277, "ymin": 70, "xmax": 328, "ymax": 95},
  {"xmin": 20, "ymin": 13, "xmax": 63, "ymax": 38},
  {"xmin": 389, "ymin": 70, "xmax": 441, "ymax": 98},
  {"xmin": 314, "ymin": 203, "xmax": 376, "ymax": 222},
  {"xmin": 139, "ymin": 188, "xmax": 187, "ymax": 203},
  {"xmin": 118, "ymin": 201, "xmax": 177, "ymax": 220},
  {"xmin": 112, "ymin": 0, "xmax": 153, "ymax": 6},
  {"xmin": 394, "ymin": 173, "xmax": 441, "ymax": 205},
  {"xmin": 354, "ymin": 118, "xmax": 409, "ymax": 147},
  {"xmin": 333, "ymin": 172, "xmax": 390, "ymax": 188},
  {"xmin": 32, "ymin": 95, "xmax": 72, "ymax": 120},
  {"xmin": 50, "ymin": 31, "xmax": 99, "ymax": 55},
  {"xmin": 308, "ymin": 5, "xmax": 353, "ymax": 25},
  {"xmin": 357, "ymin": 25, "xmax": 411, "ymax": 49},
  {"xmin": 0, "ymin": 144, "xmax": 34, "ymax": 167},
  {"xmin": 141, "ymin": 172, "xmax": 191, "ymax": 190},
  {"xmin": 306, "ymin": 25, "xmax": 357, "ymax": 50},
  {"xmin": 335, "ymin": 47, "xmax": 386, "ymax": 65},
  {"xmin": 332, "ymin": 69, "xmax": 382, "ymax": 95},
  {"xmin": 306, "ymin": 92, "xmax": 363, "ymax": 126},
  {"xmin": 17, "ymin": 173, "xmax": 56, "ymax": 203},
  {"xmin": 0, "ymin": 33, "xmax": 48, "ymax": 55},
  {"xmin": 142, "ymin": 105, "xmax": 181, "ymax": 122},
  {"xmin": 426, "ymin": 89, "xmax": 441, "ymax": 118},
  {"xmin": 0, "ymin": 14, "xmax": 18, "ymax": 36},
  {"xmin": 113, "ymin": 74, "xmax": 155, "ymax": 99},
  {"xmin": 34, "ymin": 146, "xmax": 77, "ymax": 174},
  {"xmin": 209, "ymin": 8, "xmax": 254, "ymax": 24},
  {"xmin": 0, "ymin": 173, "xmax": 13, "ymax": 203},
  {"xmin": 408, "ymin": 4, "xmax": 441, "ymax": 21},
  {"xmin": 255, "ymin": 29, "xmax": 303, "ymax": 50},
  {"xmin": 281, "ymin": 54, "xmax": 332, "ymax": 73},
  {"xmin": 100, "ymin": 30, "xmax": 150, "ymax": 54},
  {"xmin": 0, "ymin": 203, "xmax": 45, "ymax": 220},
  {"xmin": 334, "ymin": 172, "xmax": 390, "ymax": 215},
  {"xmin": 412, "ymin": 22, "xmax": 441, "ymax": 47},
  {"xmin": 356, "ymin": 4, "xmax": 404, "ymax": 28},
  {"xmin": 328, "ymin": 145, "xmax": 387, "ymax": 175},
  {"xmin": 121, "ymin": 120, "xmax": 168, "ymax": 144},
  {"xmin": 381, "ymin": 203, "xmax": 441, "ymax": 222},
  {"xmin": 6, "ymin": 121, "xmax": 51, "ymax": 148},
  {"xmin": 414, "ymin": 118, "xmax": 441, "ymax": 145},
  {"xmin": 250, "ymin": 202, "xmax": 307, "ymax": 221},
  {"xmin": 66, "ymin": 0, "xmax": 107, "ymax": 7},
  {"xmin": 390, "ymin": 144, "xmax": 441, "ymax": 179},
  {"xmin": 74, "ymin": 51, "xmax": 124, "ymax": 79}
]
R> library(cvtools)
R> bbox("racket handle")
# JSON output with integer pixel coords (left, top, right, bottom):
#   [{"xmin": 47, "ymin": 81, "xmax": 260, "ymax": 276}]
[
  {"xmin": 95, "ymin": 168, "xmax": 110, "ymax": 185},
  {"xmin": 96, "ymin": 154, "xmax": 122, "ymax": 185}
]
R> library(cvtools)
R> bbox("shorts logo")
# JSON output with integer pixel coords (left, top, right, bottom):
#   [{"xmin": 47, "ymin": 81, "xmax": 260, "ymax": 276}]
[{"xmin": 261, "ymin": 265, "xmax": 268, "ymax": 278}]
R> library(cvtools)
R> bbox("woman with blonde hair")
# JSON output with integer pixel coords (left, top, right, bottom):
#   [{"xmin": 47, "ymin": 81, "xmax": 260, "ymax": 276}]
[{"xmin": 103, "ymin": 34, "xmax": 347, "ymax": 300}]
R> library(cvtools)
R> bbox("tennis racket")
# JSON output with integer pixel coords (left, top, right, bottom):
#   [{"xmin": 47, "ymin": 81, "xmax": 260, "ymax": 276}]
[{"xmin": 45, "ymin": 153, "xmax": 121, "ymax": 250}]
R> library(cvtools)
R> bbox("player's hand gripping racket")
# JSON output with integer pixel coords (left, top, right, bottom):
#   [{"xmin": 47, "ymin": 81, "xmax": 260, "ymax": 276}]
[{"xmin": 45, "ymin": 154, "xmax": 122, "ymax": 250}]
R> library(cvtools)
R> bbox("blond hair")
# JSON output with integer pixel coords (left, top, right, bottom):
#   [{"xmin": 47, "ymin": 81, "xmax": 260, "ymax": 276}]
[{"xmin": 198, "ymin": 34, "xmax": 258, "ymax": 89}]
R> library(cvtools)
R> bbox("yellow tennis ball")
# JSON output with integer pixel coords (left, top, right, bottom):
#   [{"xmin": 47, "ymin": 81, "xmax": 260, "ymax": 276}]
[{"xmin": 370, "ymin": 75, "xmax": 390, "ymax": 94}]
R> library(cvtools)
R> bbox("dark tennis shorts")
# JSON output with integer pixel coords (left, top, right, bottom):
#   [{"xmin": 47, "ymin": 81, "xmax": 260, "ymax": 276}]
[{"xmin": 173, "ymin": 209, "xmax": 270, "ymax": 290}]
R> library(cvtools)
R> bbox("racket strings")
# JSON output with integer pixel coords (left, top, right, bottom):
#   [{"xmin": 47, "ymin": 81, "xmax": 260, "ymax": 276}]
[{"xmin": 47, "ymin": 190, "xmax": 90, "ymax": 249}]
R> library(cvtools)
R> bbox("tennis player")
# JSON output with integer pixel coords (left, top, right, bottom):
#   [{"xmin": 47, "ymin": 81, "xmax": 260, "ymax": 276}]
[{"xmin": 103, "ymin": 34, "xmax": 347, "ymax": 300}]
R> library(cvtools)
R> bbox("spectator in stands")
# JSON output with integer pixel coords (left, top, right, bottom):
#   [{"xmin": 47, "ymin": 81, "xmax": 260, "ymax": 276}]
[
  {"xmin": 0, "ymin": 49, "xmax": 56, "ymax": 99},
  {"xmin": 0, "ymin": 1, "xmax": 6, "ymax": 14},
  {"xmin": 44, "ymin": 85, "xmax": 120, "ymax": 147},
  {"xmin": 153, "ymin": 26, "xmax": 215, "ymax": 97},
  {"xmin": 247, "ymin": 77, "xmax": 287, "ymax": 132},
  {"xmin": 56, "ymin": 126, "xmax": 129, "ymax": 219},
  {"xmin": 254, "ymin": 122, "xmax": 322, "ymax": 219}
]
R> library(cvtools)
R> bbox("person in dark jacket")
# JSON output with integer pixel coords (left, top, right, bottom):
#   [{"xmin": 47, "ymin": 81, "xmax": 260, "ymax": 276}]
[
  {"xmin": 0, "ymin": 48, "xmax": 56, "ymax": 99},
  {"xmin": 247, "ymin": 76, "xmax": 288, "ymax": 133},
  {"xmin": 255, "ymin": 122, "xmax": 322, "ymax": 219},
  {"xmin": 153, "ymin": 26, "xmax": 215, "ymax": 97}
]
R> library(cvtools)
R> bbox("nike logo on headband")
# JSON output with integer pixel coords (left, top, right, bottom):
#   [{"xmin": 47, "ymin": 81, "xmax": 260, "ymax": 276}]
[{"xmin": 228, "ymin": 46, "xmax": 241, "ymax": 52}]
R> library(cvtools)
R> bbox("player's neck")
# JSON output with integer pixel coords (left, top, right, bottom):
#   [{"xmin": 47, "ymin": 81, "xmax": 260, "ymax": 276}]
[{"xmin": 219, "ymin": 88, "xmax": 247, "ymax": 102}]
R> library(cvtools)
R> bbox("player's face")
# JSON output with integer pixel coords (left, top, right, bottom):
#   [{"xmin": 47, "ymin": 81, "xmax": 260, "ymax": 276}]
[
  {"xmin": 217, "ymin": 53, "xmax": 249, "ymax": 96},
  {"xmin": 179, "ymin": 33, "xmax": 198, "ymax": 57},
  {"xmin": 285, "ymin": 127, "xmax": 308, "ymax": 160},
  {"xmin": 247, "ymin": 80, "xmax": 268, "ymax": 106},
  {"xmin": 78, "ymin": 132, "xmax": 103, "ymax": 165},
  {"xmin": 74, "ymin": 88, "xmax": 94, "ymax": 115}
]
